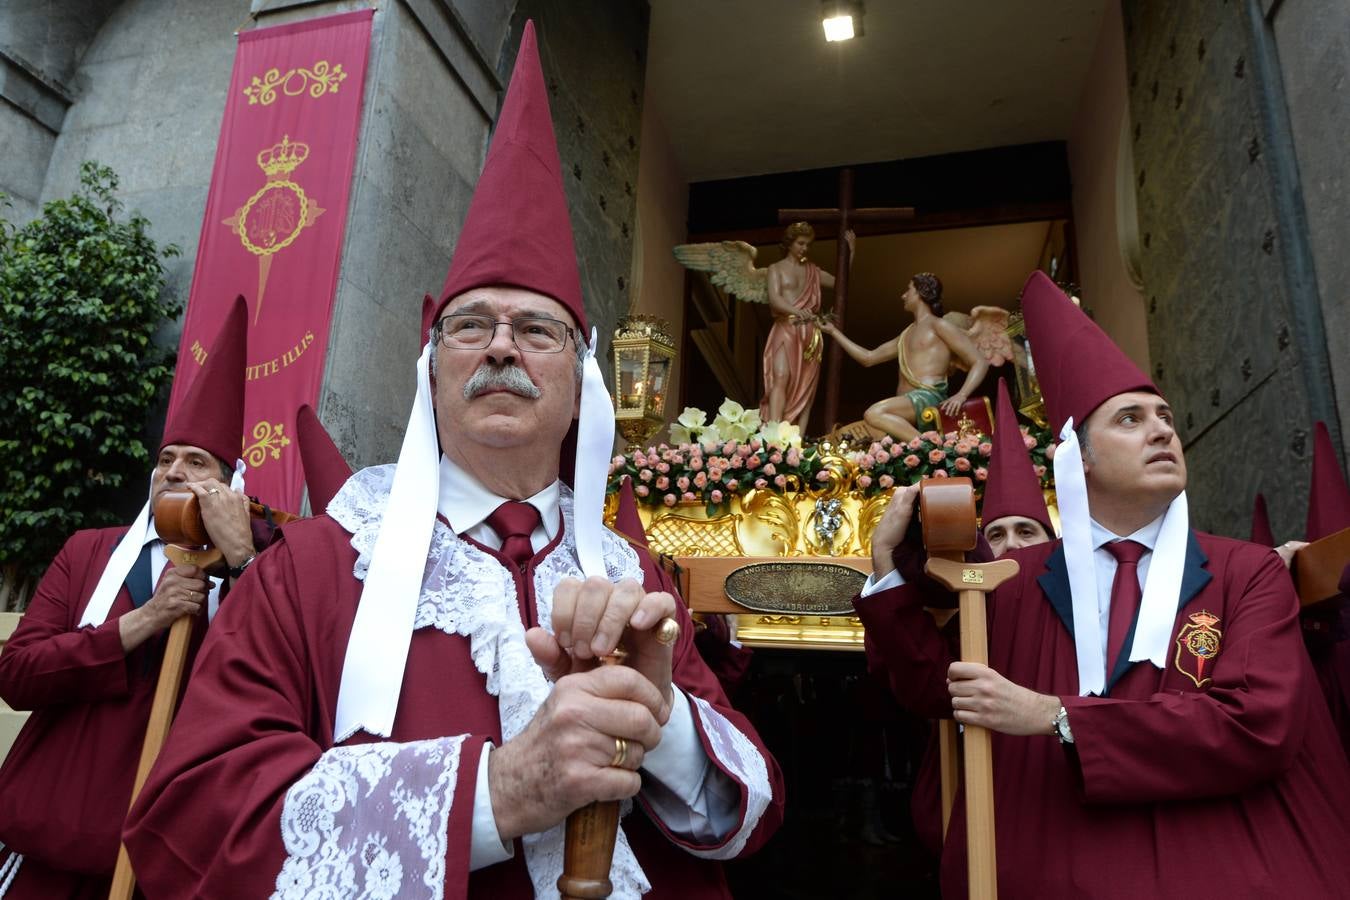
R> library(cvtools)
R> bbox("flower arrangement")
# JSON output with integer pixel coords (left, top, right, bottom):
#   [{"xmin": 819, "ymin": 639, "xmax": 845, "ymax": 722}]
[
  {"xmin": 609, "ymin": 400, "xmax": 822, "ymax": 514},
  {"xmin": 608, "ymin": 399, "xmax": 1059, "ymax": 510}
]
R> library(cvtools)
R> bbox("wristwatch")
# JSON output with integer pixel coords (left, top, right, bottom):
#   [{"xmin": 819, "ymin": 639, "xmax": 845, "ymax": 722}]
[
  {"xmin": 227, "ymin": 554, "xmax": 256, "ymax": 580},
  {"xmin": 1051, "ymin": 705, "xmax": 1074, "ymax": 744}
]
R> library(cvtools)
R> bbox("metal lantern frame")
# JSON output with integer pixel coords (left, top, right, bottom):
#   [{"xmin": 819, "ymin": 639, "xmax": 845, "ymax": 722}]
[{"xmin": 611, "ymin": 315, "xmax": 676, "ymax": 450}]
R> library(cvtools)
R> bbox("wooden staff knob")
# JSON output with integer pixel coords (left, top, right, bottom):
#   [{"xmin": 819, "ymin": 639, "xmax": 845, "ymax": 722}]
[
  {"xmin": 153, "ymin": 490, "xmax": 211, "ymax": 546},
  {"xmin": 917, "ymin": 477, "xmax": 978, "ymax": 554}
]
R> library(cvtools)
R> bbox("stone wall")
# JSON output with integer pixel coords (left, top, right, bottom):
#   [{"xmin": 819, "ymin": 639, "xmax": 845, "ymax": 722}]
[
  {"xmin": 1122, "ymin": 0, "xmax": 1341, "ymax": 540},
  {"xmin": 501, "ymin": 0, "xmax": 648, "ymax": 376},
  {"xmin": 12, "ymin": 0, "xmax": 647, "ymax": 506}
]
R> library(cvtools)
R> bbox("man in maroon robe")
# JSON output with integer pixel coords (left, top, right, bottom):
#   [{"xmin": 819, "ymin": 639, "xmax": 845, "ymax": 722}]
[
  {"xmin": 124, "ymin": 22, "xmax": 782, "ymax": 899},
  {"xmin": 855, "ymin": 272, "xmax": 1350, "ymax": 898},
  {"xmin": 0, "ymin": 298, "xmax": 267, "ymax": 898}
]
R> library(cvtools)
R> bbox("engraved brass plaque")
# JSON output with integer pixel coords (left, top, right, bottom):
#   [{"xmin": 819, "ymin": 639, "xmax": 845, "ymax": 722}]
[
  {"xmin": 723, "ymin": 562, "xmax": 866, "ymax": 616},
  {"xmin": 961, "ymin": 568, "xmax": 984, "ymax": 585}
]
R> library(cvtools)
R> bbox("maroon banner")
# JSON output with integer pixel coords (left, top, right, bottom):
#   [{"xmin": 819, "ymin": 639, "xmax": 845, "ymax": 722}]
[{"xmin": 167, "ymin": 9, "xmax": 373, "ymax": 511}]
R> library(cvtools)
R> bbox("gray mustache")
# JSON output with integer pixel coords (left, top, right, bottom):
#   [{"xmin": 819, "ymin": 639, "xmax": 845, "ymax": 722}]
[{"xmin": 462, "ymin": 364, "xmax": 542, "ymax": 400}]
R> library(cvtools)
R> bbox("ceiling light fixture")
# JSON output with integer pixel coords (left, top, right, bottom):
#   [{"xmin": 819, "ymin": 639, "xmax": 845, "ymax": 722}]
[{"xmin": 822, "ymin": 1, "xmax": 864, "ymax": 42}]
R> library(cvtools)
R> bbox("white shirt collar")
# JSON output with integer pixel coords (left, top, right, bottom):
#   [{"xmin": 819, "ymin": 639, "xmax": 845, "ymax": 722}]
[
  {"xmin": 436, "ymin": 453, "xmax": 560, "ymax": 540},
  {"xmin": 1089, "ymin": 514, "xmax": 1164, "ymax": 553}
]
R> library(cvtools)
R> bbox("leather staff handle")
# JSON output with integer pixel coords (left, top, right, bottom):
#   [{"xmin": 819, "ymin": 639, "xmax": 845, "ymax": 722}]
[{"xmin": 916, "ymin": 477, "xmax": 1018, "ymax": 900}]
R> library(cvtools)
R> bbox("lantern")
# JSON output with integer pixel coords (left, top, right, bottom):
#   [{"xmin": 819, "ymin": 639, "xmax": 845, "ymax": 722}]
[{"xmin": 611, "ymin": 315, "xmax": 676, "ymax": 451}]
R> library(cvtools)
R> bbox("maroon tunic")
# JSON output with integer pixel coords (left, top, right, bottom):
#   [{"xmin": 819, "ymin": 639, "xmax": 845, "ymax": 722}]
[
  {"xmin": 124, "ymin": 514, "xmax": 784, "ymax": 898},
  {"xmin": 855, "ymin": 532, "xmax": 1350, "ymax": 899},
  {"xmin": 0, "ymin": 528, "xmax": 212, "ymax": 898}
]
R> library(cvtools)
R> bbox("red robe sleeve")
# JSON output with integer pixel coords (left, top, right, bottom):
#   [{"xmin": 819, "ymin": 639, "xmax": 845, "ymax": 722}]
[
  {"xmin": 0, "ymin": 531, "xmax": 128, "ymax": 710},
  {"xmin": 631, "ymin": 553, "xmax": 785, "ymax": 859},
  {"xmin": 852, "ymin": 580, "xmax": 959, "ymax": 721},
  {"xmin": 123, "ymin": 538, "xmax": 489, "ymax": 899},
  {"xmin": 1062, "ymin": 548, "xmax": 1309, "ymax": 804}
]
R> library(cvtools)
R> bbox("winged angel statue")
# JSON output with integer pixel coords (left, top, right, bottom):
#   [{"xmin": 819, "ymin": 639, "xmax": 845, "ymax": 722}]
[
  {"xmin": 674, "ymin": 228, "xmax": 1013, "ymax": 440},
  {"xmin": 673, "ymin": 222, "xmax": 852, "ymax": 432}
]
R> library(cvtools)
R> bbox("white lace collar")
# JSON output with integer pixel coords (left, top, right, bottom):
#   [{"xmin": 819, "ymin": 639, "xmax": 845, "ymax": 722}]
[{"xmin": 327, "ymin": 464, "xmax": 650, "ymax": 896}]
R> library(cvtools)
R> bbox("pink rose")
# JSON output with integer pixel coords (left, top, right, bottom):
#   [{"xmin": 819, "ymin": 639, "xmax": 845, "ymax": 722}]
[
  {"xmin": 774, "ymin": 474, "xmax": 787, "ymax": 488},
  {"xmin": 762, "ymin": 463, "xmax": 777, "ymax": 477},
  {"xmin": 954, "ymin": 457, "xmax": 972, "ymax": 472},
  {"xmin": 769, "ymin": 451, "xmax": 783, "ymax": 465},
  {"xmin": 1045, "ymin": 443, "xmax": 1057, "ymax": 460},
  {"xmin": 670, "ymin": 451, "xmax": 685, "ymax": 465},
  {"xmin": 878, "ymin": 474, "xmax": 894, "ymax": 489},
  {"xmin": 903, "ymin": 454, "xmax": 921, "ymax": 468},
  {"xmin": 921, "ymin": 431, "xmax": 941, "ymax": 443},
  {"xmin": 944, "ymin": 431, "xmax": 958, "ymax": 443},
  {"xmin": 857, "ymin": 474, "xmax": 873, "ymax": 489},
  {"xmin": 786, "ymin": 449, "xmax": 801, "ymax": 466},
  {"xmin": 683, "ymin": 491, "xmax": 696, "ymax": 501},
  {"xmin": 928, "ymin": 449, "xmax": 946, "ymax": 465},
  {"xmin": 655, "ymin": 476, "xmax": 669, "ymax": 490},
  {"xmin": 862, "ymin": 454, "xmax": 877, "ymax": 469},
  {"xmin": 728, "ymin": 456, "xmax": 744, "ymax": 469},
  {"xmin": 689, "ymin": 456, "xmax": 704, "ymax": 471},
  {"xmin": 750, "ymin": 439, "xmax": 763, "ymax": 452},
  {"xmin": 816, "ymin": 471, "xmax": 830, "ymax": 482},
  {"xmin": 723, "ymin": 441, "xmax": 737, "ymax": 455},
  {"xmin": 908, "ymin": 438, "xmax": 923, "ymax": 451},
  {"xmin": 725, "ymin": 479, "xmax": 739, "ymax": 491},
  {"xmin": 943, "ymin": 439, "xmax": 956, "ymax": 449},
  {"xmin": 708, "ymin": 467, "xmax": 723, "ymax": 481},
  {"xmin": 754, "ymin": 478, "xmax": 768, "ymax": 489},
  {"xmin": 1034, "ymin": 464, "xmax": 1047, "ymax": 479},
  {"xmin": 932, "ymin": 469, "xmax": 949, "ymax": 478},
  {"xmin": 635, "ymin": 484, "xmax": 649, "ymax": 497},
  {"xmin": 975, "ymin": 466, "xmax": 989, "ymax": 482},
  {"xmin": 1023, "ymin": 434, "xmax": 1037, "ymax": 450},
  {"xmin": 634, "ymin": 453, "xmax": 647, "ymax": 468},
  {"xmin": 663, "ymin": 493, "xmax": 677, "ymax": 507},
  {"xmin": 656, "ymin": 461, "xmax": 670, "ymax": 473},
  {"xmin": 746, "ymin": 456, "xmax": 761, "ymax": 470},
  {"xmin": 710, "ymin": 489, "xmax": 724, "ymax": 504},
  {"xmin": 868, "ymin": 442, "xmax": 882, "ymax": 455},
  {"xmin": 978, "ymin": 442, "xmax": 993, "ymax": 456},
  {"xmin": 676, "ymin": 476, "xmax": 690, "ymax": 491},
  {"xmin": 612, "ymin": 455, "xmax": 626, "ymax": 467},
  {"xmin": 646, "ymin": 446, "xmax": 657, "ymax": 457},
  {"xmin": 876, "ymin": 450, "xmax": 891, "ymax": 464},
  {"xmin": 737, "ymin": 444, "xmax": 753, "ymax": 458},
  {"xmin": 881, "ymin": 436, "xmax": 894, "ymax": 447},
  {"xmin": 694, "ymin": 472, "xmax": 707, "ymax": 488},
  {"xmin": 639, "ymin": 469, "xmax": 654, "ymax": 482}
]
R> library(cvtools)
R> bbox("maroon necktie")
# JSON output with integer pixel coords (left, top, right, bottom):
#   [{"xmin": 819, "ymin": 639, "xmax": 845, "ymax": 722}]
[
  {"xmin": 1104, "ymin": 540, "xmax": 1147, "ymax": 676},
  {"xmin": 486, "ymin": 501, "xmax": 541, "ymax": 570}
]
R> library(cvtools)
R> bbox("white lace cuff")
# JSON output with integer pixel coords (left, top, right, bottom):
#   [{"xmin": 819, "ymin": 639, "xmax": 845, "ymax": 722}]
[
  {"xmin": 271, "ymin": 735, "xmax": 467, "ymax": 899},
  {"xmin": 679, "ymin": 695, "xmax": 774, "ymax": 861}
]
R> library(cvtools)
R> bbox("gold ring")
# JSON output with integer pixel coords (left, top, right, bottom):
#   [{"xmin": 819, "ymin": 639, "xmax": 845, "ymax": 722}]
[
  {"xmin": 610, "ymin": 737, "xmax": 628, "ymax": 768},
  {"xmin": 208, "ymin": 488, "xmax": 220, "ymax": 495},
  {"xmin": 655, "ymin": 617, "xmax": 679, "ymax": 646}
]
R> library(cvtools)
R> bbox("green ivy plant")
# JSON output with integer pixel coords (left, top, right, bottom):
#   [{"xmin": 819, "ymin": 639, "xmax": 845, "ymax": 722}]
[{"xmin": 0, "ymin": 162, "xmax": 180, "ymax": 608}]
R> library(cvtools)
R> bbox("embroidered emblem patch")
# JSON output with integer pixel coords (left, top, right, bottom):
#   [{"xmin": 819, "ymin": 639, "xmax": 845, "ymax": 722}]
[{"xmin": 1174, "ymin": 610, "xmax": 1222, "ymax": 687}]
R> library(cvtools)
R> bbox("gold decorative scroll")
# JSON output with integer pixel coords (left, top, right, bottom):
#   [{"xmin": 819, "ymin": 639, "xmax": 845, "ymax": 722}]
[
  {"xmin": 243, "ymin": 61, "xmax": 348, "ymax": 106},
  {"xmin": 243, "ymin": 420, "xmax": 291, "ymax": 468},
  {"xmin": 223, "ymin": 135, "xmax": 326, "ymax": 324}
]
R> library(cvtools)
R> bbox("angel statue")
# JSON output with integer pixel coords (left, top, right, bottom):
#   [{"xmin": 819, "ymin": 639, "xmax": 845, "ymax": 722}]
[
  {"xmin": 820, "ymin": 272, "xmax": 1010, "ymax": 441},
  {"xmin": 674, "ymin": 222, "xmax": 854, "ymax": 432}
]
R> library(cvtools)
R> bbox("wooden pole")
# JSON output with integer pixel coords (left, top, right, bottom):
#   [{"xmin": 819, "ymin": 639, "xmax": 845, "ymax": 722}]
[
  {"xmin": 917, "ymin": 478, "xmax": 1018, "ymax": 900},
  {"xmin": 822, "ymin": 168, "xmax": 853, "ymax": 433},
  {"xmin": 558, "ymin": 654, "xmax": 625, "ymax": 899},
  {"xmin": 107, "ymin": 608, "xmax": 195, "ymax": 900}
]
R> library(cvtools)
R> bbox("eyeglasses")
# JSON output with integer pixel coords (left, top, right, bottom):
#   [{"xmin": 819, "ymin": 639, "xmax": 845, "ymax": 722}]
[{"xmin": 434, "ymin": 314, "xmax": 574, "ymax": 354}]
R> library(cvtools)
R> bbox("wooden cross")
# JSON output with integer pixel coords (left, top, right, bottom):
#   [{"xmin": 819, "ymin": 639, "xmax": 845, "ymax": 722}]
[{"xmin": 777, "ymin": 167, "xmax": 915, "ymax": 432}]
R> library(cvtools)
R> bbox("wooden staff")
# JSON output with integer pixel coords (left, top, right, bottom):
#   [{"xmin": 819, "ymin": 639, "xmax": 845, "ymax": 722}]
[
  {"xmin": 558, "ymin": 618, "xmax": 679, "ymax": 899},
  {"xmin": 109, "ymin": 491, "xmax": 295, "ymax": 900},
  {"xmin": 917, "ymin": 477, "xmax": 1018, "ymax": 900}
]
